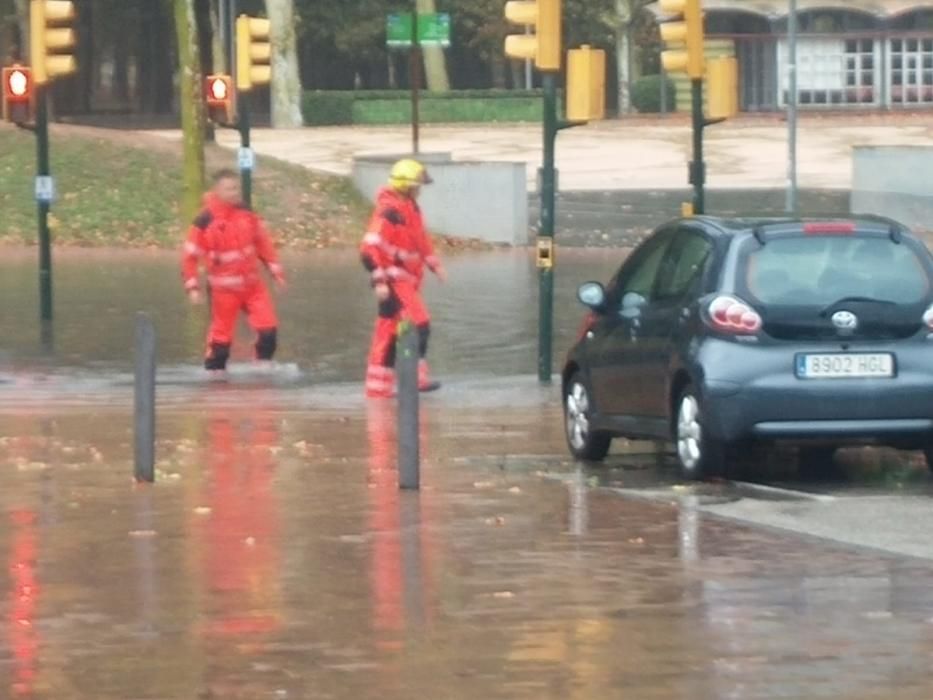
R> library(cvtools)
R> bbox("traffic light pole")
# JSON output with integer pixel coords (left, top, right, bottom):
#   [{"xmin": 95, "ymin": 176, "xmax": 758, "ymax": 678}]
[
  {"xmin": 538, "ymin": 73, "xmax": 557, "ymax": 383},
  {"xmin": 689, "ymin": 78, "xmax": 705, "ymax": 216},
  {"xmin": 238, "ymin": 89, "xmax": 252, "ymax": 209},
  {"xmin": 36, "ymin": 85, "xmax": 53, "ymax": 322}
]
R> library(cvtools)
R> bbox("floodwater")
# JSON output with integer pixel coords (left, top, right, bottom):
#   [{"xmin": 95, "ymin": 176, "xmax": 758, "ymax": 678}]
[
  {"xmin": 0, "ymin": 248, "xmax": 623, "ymax": 381},
  {"xmin": 5, "ymin": 249, "xmax": 933, "ymax": 698}
]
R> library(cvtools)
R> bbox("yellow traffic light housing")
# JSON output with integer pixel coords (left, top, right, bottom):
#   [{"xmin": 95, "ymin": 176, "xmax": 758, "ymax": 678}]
[
  {"xmin": 706, "ymin": 56, "xmax": 738, "ymax": 120},
  {"xmin": 236, "ymin": 14, "xmax": 271, "ymax": 91},
  {"xmin": 566, "ymin": 45, "xmax": 606, "ymax": 122},
  {"xmin": 503, "ymin": 0, "xmax": 561, "ymax": 72},
  {"xmin": 658, "ymin": 0, "xmax": 704, "ymax": 79},
  {"xmin": 30, "ymin": 0, "xmax": 77, "ymax": 85},
  {"xmin": 2, "ymin": 65, "xmax": 33, "ymax": 123},
  {"xmin": 205, "ymin": 74, "xmax": 236, "ymax": 125}
]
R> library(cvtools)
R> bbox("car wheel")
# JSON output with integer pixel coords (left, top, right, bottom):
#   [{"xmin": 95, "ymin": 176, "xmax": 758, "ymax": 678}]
[
  {"xmin": 564, "ymin": 374, "xmax": 612, "ymax": 462},
  {"xmin": 675, "ymin": 387, "xmax": 726, "ymax": 481},
  {"xmin": 798, "ymin": 446, "xmax": 838, "ymax": 480}
]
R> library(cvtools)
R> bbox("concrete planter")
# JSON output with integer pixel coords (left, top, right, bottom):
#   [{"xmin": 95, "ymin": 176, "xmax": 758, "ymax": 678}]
[{"xmin": 352, "ymin": 153, "xmax": 529, "ymax": 246}]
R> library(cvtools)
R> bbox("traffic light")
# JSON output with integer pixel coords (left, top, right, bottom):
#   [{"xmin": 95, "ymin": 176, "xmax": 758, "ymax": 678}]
[
  {"xmin": 706, "ymin": 56, "xmax": 738, "ymax": 120},
  {"xmin": 2, "ymin": 66, "xmax": 33, "ymax": 124},
  {"xmin": 503, "ymin": 0, "xmax": 561, "ymax": 72},
  {"xmin": 566, "ymin": 46, "xmax": 605, "ymax": 122},
  {"xmin": 658, "ymin": 0, "xmax": 704, "ymax": 79},
  {"xmin": 30, "ymin": 0, "xmax": 77, "ymax": 85},
  {"xmin": 236, "ymin": 14, "xmax": 271, "ymax": 91},
  {"xmin": 205, "ymin": 74, "xmax": 236, "ymax": 125}
]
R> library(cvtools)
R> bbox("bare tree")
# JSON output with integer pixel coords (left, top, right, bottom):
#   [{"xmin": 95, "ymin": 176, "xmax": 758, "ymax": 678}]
[
  {"xmin": 172, "ymin": 0, "xmax": 206, "ymax": 221},
  {"xmin": 416, "ymin": 0, "xmax": 450, "ymax": 92},
  {"xmin": 616, "ymin": 0, "xmax": 634, "ymax": 114},
  {"xmin": 266, "ymin": 0, "xmax": 302, "ymax": 127}
]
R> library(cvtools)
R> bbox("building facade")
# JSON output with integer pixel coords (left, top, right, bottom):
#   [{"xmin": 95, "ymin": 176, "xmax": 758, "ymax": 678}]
[{"xmin": 702, "ymin": 0, "xmax": 933, "ymax": 111}]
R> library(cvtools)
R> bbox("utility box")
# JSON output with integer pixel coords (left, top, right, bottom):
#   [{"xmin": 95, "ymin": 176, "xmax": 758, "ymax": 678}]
[
  {"xmin": 706, "ymin": 56, "xmax": 738, "ymax": 120},
  {"xmin": 567, "ymin": 45, "xmax": 606, "ymax": 122}
]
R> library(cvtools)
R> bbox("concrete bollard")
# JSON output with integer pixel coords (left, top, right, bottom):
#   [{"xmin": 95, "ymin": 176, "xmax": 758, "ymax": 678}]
[
  {"xmin": 396, "ymin": 321, "xmax": 420, "ymax": 490},
  {"xmin": 134, "ymin": 313, "xmax": 157, "ymax": 483}
]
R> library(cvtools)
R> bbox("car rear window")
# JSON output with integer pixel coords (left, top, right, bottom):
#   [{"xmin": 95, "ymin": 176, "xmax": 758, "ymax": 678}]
[{"xmin": 743, "ymin": 235, "xmax": 931, "ymax": 306}]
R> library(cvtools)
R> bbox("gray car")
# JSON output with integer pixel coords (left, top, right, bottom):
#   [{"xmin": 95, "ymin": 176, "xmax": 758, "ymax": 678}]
[{"xmin": 562, "ymin": 216, "xmax": 933, "ymax": 480}]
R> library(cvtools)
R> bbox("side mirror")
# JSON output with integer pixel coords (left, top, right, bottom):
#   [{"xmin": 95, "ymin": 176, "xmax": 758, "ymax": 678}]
[
  {"xmin": 577, "ymin": 282, "xmax": 606, "ymax": 310},
  {"xmin": 620, "ymin": 291, "xmax": 647, "ymax": 319}
]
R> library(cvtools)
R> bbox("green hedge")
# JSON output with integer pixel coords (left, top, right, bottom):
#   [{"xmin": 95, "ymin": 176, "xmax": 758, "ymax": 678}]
[
  {"xmin": 631, "ymin": 75, "xmax": 677, "ymax": 114},
  {"xmin": 303, "ymin": 89, "xmax": 558, "ymax": 126}
]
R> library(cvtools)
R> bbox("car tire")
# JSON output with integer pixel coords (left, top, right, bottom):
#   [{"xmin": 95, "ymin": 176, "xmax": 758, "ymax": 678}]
[
  {"xmin": 798, "ymin": 446, "xmax": 838, "ymax": 480},
  {"xmin": 674, "ymin": 386, "xmax": 726, "ymax": 481},
  {"xmin": 564, "ymin": 373, "xmax": 612, "ymax": 462}
]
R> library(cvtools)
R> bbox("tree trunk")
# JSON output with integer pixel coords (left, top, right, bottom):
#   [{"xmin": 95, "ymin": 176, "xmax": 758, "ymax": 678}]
[
  {"xmin": 77, "ymin": 0, "xmax": 94, "ymax": 112},
  {"xmin": 208, "ymin": 0, "xmax": 225, "ymax": 73},
  {"xmin": 13, "ymin": 0, "xmax": 27, "ymax": 60},
  {"xmin": 266, "ymin": 0, "xmax": 303, "ymax": 127},
  {"xmin": 415, "ymin": 0, "xmax": 449, "ymax": 92},
  {"xmin": 615, "ymin": 0, "xmax": 633, "ymax": 115},
  {"xmin": 173, "ymin": 0, "xmax": 206, "ymax": 221}
]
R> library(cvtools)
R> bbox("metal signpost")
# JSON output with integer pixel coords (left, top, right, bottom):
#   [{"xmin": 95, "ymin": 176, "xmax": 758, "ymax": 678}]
[{"xmin": 386, "ymin": 11, "xmax": 451, "ymax": 155}]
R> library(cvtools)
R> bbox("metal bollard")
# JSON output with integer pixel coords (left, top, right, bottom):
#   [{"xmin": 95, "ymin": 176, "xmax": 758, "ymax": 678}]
[
  {"xmin": 134, "ymin": 313, "xmax": 157, "ymax": 483},
  {"xmin": 396, "ymin": 321, "xmax": 420, "ymax": 490}
]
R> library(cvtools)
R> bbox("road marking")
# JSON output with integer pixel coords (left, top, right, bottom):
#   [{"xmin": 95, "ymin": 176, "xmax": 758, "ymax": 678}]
[{"xmin": 730, "ymin": 480, "xmax": 836, "ymax": 503}]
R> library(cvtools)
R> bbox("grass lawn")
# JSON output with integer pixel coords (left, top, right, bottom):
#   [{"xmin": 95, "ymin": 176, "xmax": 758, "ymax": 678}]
[{"xmin": 0, "ymin": 124, "xmax": 370, "ymax": 249}]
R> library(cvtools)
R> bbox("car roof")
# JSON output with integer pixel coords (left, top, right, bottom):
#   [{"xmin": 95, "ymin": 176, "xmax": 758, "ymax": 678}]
[{"xmin": 673, "ymin": 214, "xmax": 910, "ymax": 239}]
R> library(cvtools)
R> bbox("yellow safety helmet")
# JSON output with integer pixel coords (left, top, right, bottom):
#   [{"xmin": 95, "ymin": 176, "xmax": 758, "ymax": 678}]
[{"xmin": 388, "ymin": 158, "xmax": 433, "ymax": 192}]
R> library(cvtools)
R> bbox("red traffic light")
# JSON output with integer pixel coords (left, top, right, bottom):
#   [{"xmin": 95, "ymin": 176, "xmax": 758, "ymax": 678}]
[
  {"xmin": 3, "ymin": 66, "xmax": 31, "ymax": 102},
  {"xmin": 208, "ymin": 77, "xmax": 228, "ymax": 101},
  {"xmin": 205, "ymin": 74, "xmax": 233, "ymax": 105},
  {"xmin": 204, "ymin": 74, "xmax": 235, "ymax": 125},
  {"xmin": 2, "ymin": 65, "xmax": 33, "ymax": 124}
]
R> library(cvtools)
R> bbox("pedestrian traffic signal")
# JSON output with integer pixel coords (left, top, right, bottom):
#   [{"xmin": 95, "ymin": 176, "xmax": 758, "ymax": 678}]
[
  {"xmin": 503, "ymin": 0, "xmax": 561, "ymax": 72},
  {"xmin": 30, "ymin": 0, "xmax": 77, "ymax": 85},
  {"xmin": 2, "ymin": 65, "xmax": 33, "ymax": 124},
  {"xmin": 236, "ymin": 14, "xmax": 271, "ymax": 91},
  {"xmin": 205, "ymin": 74, "xmax": 236, "ymax": 125},
  {"xmin": 658, "ymin": 0, "xmax": 704, "ymax": 80}
]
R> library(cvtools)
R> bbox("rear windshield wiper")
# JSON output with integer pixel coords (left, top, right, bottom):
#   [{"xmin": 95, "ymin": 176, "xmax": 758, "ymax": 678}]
[{"xmin": 820, "ymin": 296, "xmax": 897, "ymax": 315}]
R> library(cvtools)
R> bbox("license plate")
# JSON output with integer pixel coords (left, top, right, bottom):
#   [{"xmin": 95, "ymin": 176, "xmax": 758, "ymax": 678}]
[{"xmin": 796, "ymin": 353, "xmax": 895, "ymax": 379}]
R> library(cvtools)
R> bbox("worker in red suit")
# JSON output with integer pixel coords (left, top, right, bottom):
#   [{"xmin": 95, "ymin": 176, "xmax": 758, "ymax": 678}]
[
  {"xmin": 181, "ymin": 169, "xmax": 286, "ymax": 372},
  {"xmin": 360, "ymin": 159, "xmax": 447, "ymax": 398}
]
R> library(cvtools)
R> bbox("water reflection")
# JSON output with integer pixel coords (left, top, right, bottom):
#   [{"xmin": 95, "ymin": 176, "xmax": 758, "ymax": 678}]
[
  {"xmin": 193, "ymin": 399, "xmax": 284, "ymax": 695},
  {"xmin": 365, "ymin": 402, "xmax": 435, "ymax": 649},
  {"xmin": 7, "ymin": 509, "xmax": 39, "ymax": 698}
]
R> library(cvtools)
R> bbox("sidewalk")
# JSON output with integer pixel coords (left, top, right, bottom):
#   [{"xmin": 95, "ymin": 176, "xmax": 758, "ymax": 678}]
[{"xmin": 185, "ymin": 118, "xmax": 933, "ymax": 192}]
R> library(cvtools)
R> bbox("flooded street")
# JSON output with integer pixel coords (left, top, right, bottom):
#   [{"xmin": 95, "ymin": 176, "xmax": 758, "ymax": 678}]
[
  {"xmin": 0, "ymin": 248, "xmax": 622, "ymax": 380},
  {"xmin": 4, "ymin": 249, "xmax": 933, "ymax": 698}
]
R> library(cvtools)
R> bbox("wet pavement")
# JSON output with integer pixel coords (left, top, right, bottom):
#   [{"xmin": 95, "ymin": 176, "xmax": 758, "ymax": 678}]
[{"xmin": 6, "ymin": 249, "xmax": 933, "ymax": 698}]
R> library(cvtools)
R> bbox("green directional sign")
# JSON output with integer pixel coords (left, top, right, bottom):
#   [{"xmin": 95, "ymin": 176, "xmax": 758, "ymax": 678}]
[{"xmin": 387, "ymin": 13, "xmax": 451, "ymax": 48}]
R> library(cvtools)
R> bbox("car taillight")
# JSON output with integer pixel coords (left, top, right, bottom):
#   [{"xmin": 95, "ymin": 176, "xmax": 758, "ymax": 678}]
[
  {"xmin": 923, "ymin": 304, "xmax": 933, "ymax": 330},
  {"xmin": 707, "ymin": 295, "xmax": 762, "ymax": 334}
]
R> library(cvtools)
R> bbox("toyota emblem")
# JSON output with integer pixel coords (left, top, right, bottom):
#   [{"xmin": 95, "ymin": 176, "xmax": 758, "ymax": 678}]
[{"xmin": 831, "ymin": 310, "xmax": 859, "ymax": 332}]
